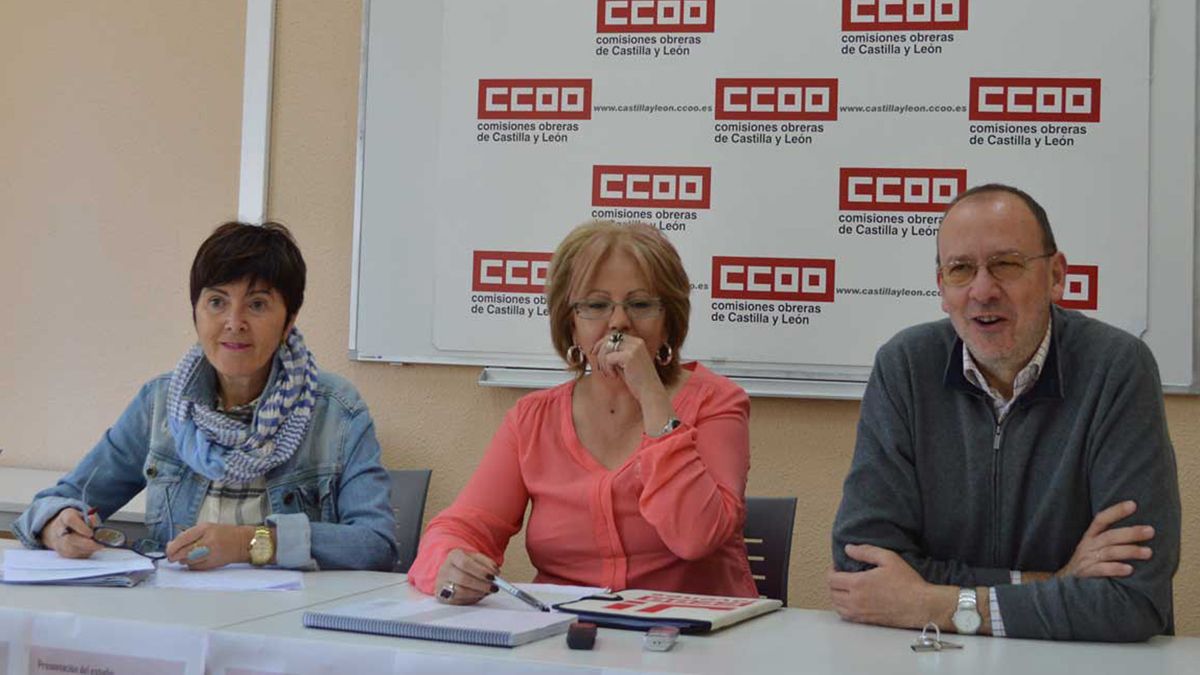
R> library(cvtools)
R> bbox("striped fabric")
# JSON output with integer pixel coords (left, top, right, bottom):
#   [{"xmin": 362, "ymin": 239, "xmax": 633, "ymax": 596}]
[
  {"xmin": 166, "ymin": 327, "xmax": 318, "ymax": 483},
  {"xmin": 197, "ymin": 399, "xmax": 269, "ymax": 526}
]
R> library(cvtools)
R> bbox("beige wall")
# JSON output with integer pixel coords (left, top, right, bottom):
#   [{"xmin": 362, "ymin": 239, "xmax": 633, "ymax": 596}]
[{"xmin": 1, "ymin": 0, "xmax": 1196, "ymax": 636}]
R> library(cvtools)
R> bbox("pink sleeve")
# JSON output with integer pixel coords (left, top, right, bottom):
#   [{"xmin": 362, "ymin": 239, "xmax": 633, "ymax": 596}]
[
  {"xmin": 407, "ymin": 410, "xmax": 531, "ymax": 594},
  {"xmin": 636, "ymin": 379, "xmax": 750, "ymax": 561}
]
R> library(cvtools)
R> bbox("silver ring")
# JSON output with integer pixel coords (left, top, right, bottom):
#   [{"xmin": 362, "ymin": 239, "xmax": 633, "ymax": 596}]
[
  {"xmin": 439, "ymin": 581, "xmax": 457, "ymax": 601},
  {"xmin": 607, "ymin": 331, "xmax": 624, "ymax": 351}
]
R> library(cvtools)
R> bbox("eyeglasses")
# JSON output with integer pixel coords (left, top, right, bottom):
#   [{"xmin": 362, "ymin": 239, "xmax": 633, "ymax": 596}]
[
  {"xmin": 81, "ymin": 466, "xmax": 171, "ymax": 560},
  {"xmin": 572, "ymin": 296, "xmax": 664, "ymax": 320},
  {"xmin": 938, "ymin": 251, "xmax": 1056, "ymax": 287}
]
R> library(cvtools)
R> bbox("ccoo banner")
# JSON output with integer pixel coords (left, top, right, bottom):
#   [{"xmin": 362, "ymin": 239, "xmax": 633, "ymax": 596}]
[{"xmin": 425, "ymin": 0, "xmax": 1148, "ymax": 374}]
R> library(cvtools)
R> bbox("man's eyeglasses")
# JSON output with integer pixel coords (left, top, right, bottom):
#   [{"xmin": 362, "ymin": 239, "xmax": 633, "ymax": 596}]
[
  {"xmin": 572, "ymin": 296, "xmax": 664, "ymax": 320},
  {"xmin": 938, "ymin": 251, "xmax": 1056, "ymax": 287}
]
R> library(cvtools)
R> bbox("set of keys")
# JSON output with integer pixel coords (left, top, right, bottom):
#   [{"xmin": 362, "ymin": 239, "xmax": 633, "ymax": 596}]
[{"xmin": 910, "ymin": 622, "xmax": 964, "ymax": 652}]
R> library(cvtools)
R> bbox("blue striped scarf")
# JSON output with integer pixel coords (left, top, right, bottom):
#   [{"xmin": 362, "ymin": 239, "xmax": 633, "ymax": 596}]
[{"xmin": 167, "ymin": 327, "xmax": 318, "ymax": 483}]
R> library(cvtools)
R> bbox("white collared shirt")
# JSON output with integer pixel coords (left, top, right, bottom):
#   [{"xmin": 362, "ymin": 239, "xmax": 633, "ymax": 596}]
[{"xmin": 962, "ymin": 321, "xmax": 1053, "ymax": 423}]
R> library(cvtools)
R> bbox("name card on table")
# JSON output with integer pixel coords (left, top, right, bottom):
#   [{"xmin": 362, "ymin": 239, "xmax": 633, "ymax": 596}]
[
  {"xmin": 29, "ymin": 613, "xmax": 205, "ymax": 675},
  {"xmin": 208, "ymin": 632, "xmax": 396, "ymax": 675}
]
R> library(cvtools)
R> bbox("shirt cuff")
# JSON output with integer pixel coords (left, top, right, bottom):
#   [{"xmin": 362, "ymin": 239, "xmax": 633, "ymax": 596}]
[
  {"xmin": 265, "ymin": 512, "xmax": 318, "ymax": 570},
  {"xmin": 989, "ymin": 587, "xmax": 1007, "ymax": 638},
  {"xmin": 1010, "ymin": 570, "xmax": 1022, "ymax": 585}
]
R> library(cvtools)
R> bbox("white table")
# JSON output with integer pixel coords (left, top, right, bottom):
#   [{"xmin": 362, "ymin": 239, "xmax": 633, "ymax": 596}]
[
  {"xmin": 3, "ymin": 541, "xmax": 1199, "ymax": 674},
  {"xmin": 218, "ymin": 579, "xmax": 1200, "ymax": 675}
]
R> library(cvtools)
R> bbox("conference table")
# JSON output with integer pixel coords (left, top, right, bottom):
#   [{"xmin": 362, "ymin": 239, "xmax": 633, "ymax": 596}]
[{"xmin": 1, "ymin": 541, "xmax": 1198, "ymax": 674}]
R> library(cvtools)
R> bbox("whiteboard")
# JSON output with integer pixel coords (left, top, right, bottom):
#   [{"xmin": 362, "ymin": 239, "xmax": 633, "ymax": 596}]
[{"xmin": 349, "ymin": 0, "xmax": 1198, "ymax": 396}]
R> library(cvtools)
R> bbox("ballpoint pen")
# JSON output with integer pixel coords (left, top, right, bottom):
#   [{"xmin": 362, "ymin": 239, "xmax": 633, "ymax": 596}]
[{"xmin": 492, "ymin": 575, "xmax": 551, "ymax": 612}]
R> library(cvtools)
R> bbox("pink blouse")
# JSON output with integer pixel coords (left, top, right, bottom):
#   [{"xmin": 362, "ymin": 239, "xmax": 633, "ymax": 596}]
[{"xmin": 408, "ymin": 362, "xmax": 757, "ymax": 598}]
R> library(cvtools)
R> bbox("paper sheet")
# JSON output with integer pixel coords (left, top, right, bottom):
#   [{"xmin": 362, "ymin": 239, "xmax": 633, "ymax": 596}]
[
  {"xmin": 2, "ymin": 548, "xmax": 154, "ymax": 583},
  {"xmin": 151, "ymin": 561, "xmax": 303, "ymax": 591}
]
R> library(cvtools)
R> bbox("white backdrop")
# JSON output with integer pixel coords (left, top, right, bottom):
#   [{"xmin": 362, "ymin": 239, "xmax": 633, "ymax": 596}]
[{"xmin": 350, "ymin": 0, "xmax": 1197, "ymax": 395}]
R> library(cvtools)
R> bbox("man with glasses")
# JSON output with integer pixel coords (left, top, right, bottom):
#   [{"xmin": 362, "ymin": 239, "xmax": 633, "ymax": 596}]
[{"xmin": 828, "ymin": 184, "xmax": 1180, "ymax": 641}]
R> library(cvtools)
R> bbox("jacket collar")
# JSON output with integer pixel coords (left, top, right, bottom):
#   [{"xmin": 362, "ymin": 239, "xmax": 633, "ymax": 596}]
[{"xmin": 943, "ymin": 306, "xmax": 1064, "ymax": 403}]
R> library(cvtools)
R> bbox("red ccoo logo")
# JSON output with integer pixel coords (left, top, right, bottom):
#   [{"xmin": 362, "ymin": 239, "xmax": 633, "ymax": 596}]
[
  {"xmin": 1057, "ymin": 265, "xmax": 1098, "ymax": 310},
  {"xmin": 839, "ymin": 168, "xmax": 966, "ymax": 212},
  {"xmin": 597, "ymin": 0, "xmax": 715, "ymax": 33},
  {"xmin": 970, "ymin": 78, "xmax": 1101, "ymax": 123},
  {"xmin": 477, "ymin": 79, "xmax": 593, "ymax": 120},
  {"xmin": 842, "ymin": 0, "xmax": 969, "ymax": 31},
  {"xmin": 711, "ymin": 257, "xmax": 836, "ymax": 302},
  {"xmin": 472, "ymin": 251, "xmax": 552, "ymax": 293},
  {"xmin": 592, "ymin": 165, "xmax": 712, "ymax": 209},
  {"xmin": 715, "ymin": 78, "xmax": 838, "ymax": 121}
]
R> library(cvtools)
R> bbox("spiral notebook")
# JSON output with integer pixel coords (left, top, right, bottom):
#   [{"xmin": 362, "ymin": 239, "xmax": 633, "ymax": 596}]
[{"xmin": 302, "ymin": 596, "xmax": 577, "ymax": 648}]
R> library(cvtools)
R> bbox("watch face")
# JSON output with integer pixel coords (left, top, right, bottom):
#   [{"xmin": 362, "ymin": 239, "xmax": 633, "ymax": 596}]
[{"xmin": 953, "ymin": 608, "xmax": 982, "ymax": 634}]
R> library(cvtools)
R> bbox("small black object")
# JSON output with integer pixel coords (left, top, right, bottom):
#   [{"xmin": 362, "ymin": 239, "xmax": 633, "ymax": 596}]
[{"xmin": 567, "ymin": 622, "xmax": 597, "ymax": 650}]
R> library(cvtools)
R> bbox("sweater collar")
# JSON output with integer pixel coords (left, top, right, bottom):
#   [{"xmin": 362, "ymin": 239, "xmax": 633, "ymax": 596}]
[{"xmin": 943, "ymin": 306, "xmax": 1064, "ymax": 403}]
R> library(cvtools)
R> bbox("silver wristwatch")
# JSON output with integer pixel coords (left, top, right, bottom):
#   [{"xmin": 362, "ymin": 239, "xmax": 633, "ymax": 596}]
[{"xmin": 952, "ymin": 587, "xmax": 981, "ymax": 634}]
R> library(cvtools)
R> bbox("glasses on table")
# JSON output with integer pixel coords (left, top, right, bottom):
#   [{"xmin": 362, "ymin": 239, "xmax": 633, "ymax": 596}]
[
  {"xmin": 80, "ymin": 465, "xmax": 172, "ymax": 560},
  {"xmin": 572, "ymin": 296, "xmax": 664, "ymax": 320},
  {"xmin": 937, "ymin": 251, "xmax": 1056, "ymax": 287}
]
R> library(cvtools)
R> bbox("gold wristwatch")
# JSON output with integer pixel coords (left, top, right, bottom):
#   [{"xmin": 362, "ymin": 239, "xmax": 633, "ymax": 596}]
[{"xmin": 249, "ymin": 525, "xmax": 274, "ymax": 566}]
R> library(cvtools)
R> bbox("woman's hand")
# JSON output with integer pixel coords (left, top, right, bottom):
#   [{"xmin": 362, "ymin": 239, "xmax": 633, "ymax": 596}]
[
  {"xmin": 40, "ymin": 508, "xmax": 102, "ymax": 558},
  {"xmin": 165, "ymin": 523, "xmax": 256, "ymax": 570},
  {"xmin": 590, "ymin": 333, "xmax": 666, "ymax": 402},
  {"xmin": 433, "ymin": 548, "xmax": 499, "ymax": 605},
  {"xmin": 590, "ymin": 332, "xmax": 676, "ymax": 435}
]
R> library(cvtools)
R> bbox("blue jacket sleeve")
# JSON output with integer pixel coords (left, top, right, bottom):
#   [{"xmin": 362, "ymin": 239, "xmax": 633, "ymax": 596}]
[
  {"xmin": 12, "ymin": 381, "xmax": 155, "ymax": 548},
  {"xmin": 271, "ymin": 406, "xmax": 398, "ymax": 571}
]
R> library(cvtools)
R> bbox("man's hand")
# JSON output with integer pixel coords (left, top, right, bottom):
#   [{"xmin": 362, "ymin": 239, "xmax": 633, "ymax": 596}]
[
  {"xmin": 828, "ymin": 544, "xmax": 953, "ymax": 629},
  {"xmin": 1056, "ymin": 500, "xmax": 1154, "ymax": 579}
]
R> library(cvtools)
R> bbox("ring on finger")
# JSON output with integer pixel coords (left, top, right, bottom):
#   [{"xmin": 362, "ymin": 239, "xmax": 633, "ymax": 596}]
[{"xmin": 439, "ymin": 581, "xmax": 457, "ymax": 601}]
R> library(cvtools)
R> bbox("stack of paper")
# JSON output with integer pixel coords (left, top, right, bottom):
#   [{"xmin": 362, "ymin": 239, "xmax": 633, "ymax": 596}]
[{"xmin": 1, "ymin": 549, "xmax": 155, "ymax": 587}]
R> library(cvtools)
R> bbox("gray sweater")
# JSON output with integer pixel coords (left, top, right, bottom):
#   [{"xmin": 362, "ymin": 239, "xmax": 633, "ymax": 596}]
[{"xmin": 832, "ymin": 307, "xmax": 1180, "ymax": 641}]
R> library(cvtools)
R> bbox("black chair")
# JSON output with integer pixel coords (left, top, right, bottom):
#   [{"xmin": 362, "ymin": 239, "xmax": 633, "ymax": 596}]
[
  {"xmin": 388, "ymin": 469, "xmax": 432, "ymax": 573},
  {"xmin": 744, "ymin": 496, "xmax": 798, "ymax": 605}
]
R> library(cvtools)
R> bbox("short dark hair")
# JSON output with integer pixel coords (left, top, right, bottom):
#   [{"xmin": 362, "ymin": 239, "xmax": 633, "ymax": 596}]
[
  {"xmin": 189, "ymin": 222, "xmax": 306, "ymax": 320},
  {"xmin": 940, "ymin": 183, "xmax": 1058, "ymax": 263}
]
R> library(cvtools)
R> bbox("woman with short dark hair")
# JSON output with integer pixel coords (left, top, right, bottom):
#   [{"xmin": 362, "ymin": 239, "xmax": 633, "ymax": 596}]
[{"xmin": 13, "ymin": 222, "xmax": 397, "ymax": 571}]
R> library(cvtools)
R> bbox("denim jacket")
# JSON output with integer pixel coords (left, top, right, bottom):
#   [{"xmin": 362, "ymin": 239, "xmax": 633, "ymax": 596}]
[{"xmin": 13, "ymin": 369, "xmax": 398, "ymax": 571}]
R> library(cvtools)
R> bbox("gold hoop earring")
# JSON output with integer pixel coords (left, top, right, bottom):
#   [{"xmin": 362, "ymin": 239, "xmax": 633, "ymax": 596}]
[
  {"xmin": 567, "ymin": 344, "xmax": 585, "ymax": 366},
  {"xmin": 656, "ymin": 343, "xmax": 673, "ymax": 366}
]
